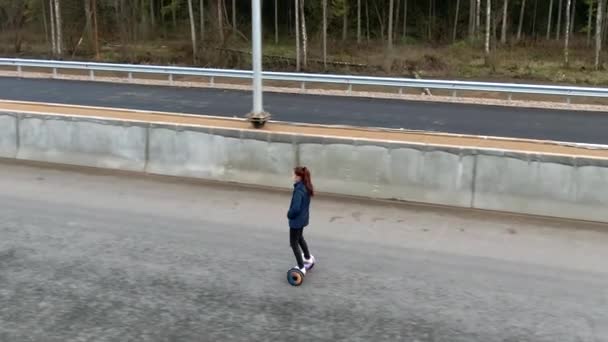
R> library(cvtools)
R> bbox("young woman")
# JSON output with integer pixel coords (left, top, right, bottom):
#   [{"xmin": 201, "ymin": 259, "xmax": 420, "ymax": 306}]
[{"xmin": 287, "ymin": 166, "xmax": 315, "ymax": 273}]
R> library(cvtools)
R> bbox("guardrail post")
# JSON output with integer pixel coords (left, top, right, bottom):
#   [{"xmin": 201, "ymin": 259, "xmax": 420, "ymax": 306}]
[
  {"xmin": 398, "ymin": 88, "xmax": 403, "ymax": 95},
  {"xmin": 347, "ymin": 84, "xmax": 352, "ymax": 94},
  {"xmin": 168, "ymin": 74, "xmax": 174, "ymax": 85},
  {"xmin": 89, "ymin": 70, "xmax": 95, "ymax": 81},
  {"xmin": 300, "ymin": 82, "xmax": 306, "ymax": 91},
  {"xmin": 451, "ymin": 90, "xmax": 457, "ymax": 99},
  {"xmin": 508, "ymin": 93, "xmax": 512, "ymax": 102},
  {"xmin": 128, "ymin": 72, "xmax": 133, "ymax": 82},
  {"xmin": 210, "ymin": 76, "xmax": 215, "ymax": 86},
  {"xmin": 566, "ymin": 96, "xmax": 571, "ymax": 104},
  {"xmin": 52, "ymin": 68, "xmax": 57, "ymax": 79},
  {"xmin": 17, "ymin": 65, "xmax": 22, "ymax": 77}
]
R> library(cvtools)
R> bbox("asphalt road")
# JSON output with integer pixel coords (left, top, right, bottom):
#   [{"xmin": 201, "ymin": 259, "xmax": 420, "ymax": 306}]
[
  {"xmin": 1, "ymin": 77, "xmax": 608, "ymax": 144},
  {"xmin": 1, "ymin": 161, "xmax": 607, "ymax": 341}
]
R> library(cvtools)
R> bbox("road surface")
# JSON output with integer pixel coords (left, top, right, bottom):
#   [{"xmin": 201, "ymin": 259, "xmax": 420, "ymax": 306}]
[
  {"xmin": 1, "ymin": 77, "xmax": 608, "ymax": 144},
  {"xmin": 0, "ymin": 161, "xmax": 607, "ymax": 341}
]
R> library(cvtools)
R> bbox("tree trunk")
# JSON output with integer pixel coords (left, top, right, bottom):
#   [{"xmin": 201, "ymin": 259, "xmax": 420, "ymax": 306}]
[
  {"xmin": 217, "ymin": 0, "xmax": 224, "ymax": 44},
  {"xmin": 323, "ymin": 0, "xmax": 327, "ymax": 69},
  {"xmin": 188, "ymin": 0, "xmax": 197, "ymax": 62},
  {"xmin": 295, "ymin": 0, "xmax": 300, "ymax": 71},
  {"xmin": 485, "ymin": 0, "xmax": 491, "ymax": 62},
  {"xmin": 50, "ymin": 0, "xmax": 56, "ymax": 56},
  {"xmin": 395, "ymin": 0, "xmax": 401, "ymax": 41},
  {"xmin": 403, "ymin": 0, "xmax": 408, "ymax": 38},
  {"xmin": 468, "ymin": 0, "xmax": 474, "ymax": 36},
  {"xmin": 428, "ymin": 0, "xmax": 433, "ymax": 40},
  {"xmin": 288, "ymin": 1, "xmax": 292, "ymax": 36},
  {"xmin": 42, "ymin": 0, "xmax": 49, "ymax": 46},
  {"xmin": 604, "ymin": 2, "xmax": 608, "ymax": 45},
  {"xmin": 388, "ymin": 0, "xmax": 394, "ymax": 51},
  {"xmin": 92, "ymin": 0, "xmax": 99, "ymax": 58},
  {"xmin": 357, "ymin": 0, "xmax": 362, "ymax": 43},
  {"xmin": 343, "ymin": 1, "xmax": 348, "ymax": 41},
  {"xmin": 500, "ymin": 0, "xmax": 508, "ymax": 43},
  {"xmin": 570, "ymin": 0, "xmax": 577, "ymax": 35},
  {"xmin": 200, "ymin": 0, "xmax": 205, "ymax": 42},
  {"xmin": 84, "ymin": 0, "xmax": 93, "ymax": 51},
  {"xmin": 564, "ymin": 0, "xmax": 572, "ymax": 66},
  {"xmin": 454, "ymin": 0, "xmax": 461, "ymax": 42},
  {"xmin": 587, "ymin": 0, "xmax": 593, "ymax": 47},
  {"xmin": 232, "ymin": 0, "xmax": 236, "ymax": 33},
  {"xmin": 547, "ymin": 0, "xmax": 554, "ymax": 40},
  {"xmin": 300, "ymin": 0, "xmax": 308, "ymax": 68},
  {"xmin": 476, "ymin": 0, "xmax": 481, "ymax": 33},
  {"xmin": 366, "ymin": 0, "xmax": 370, "ymax": 42},
  {"xmin": 275, "ymin": 0, "xmax": 279, "ymax": 44},
  {"xmin": 532, "ymin": 0, "xmax": 538, "ymax": 39},
  {"xmin": 517, "ymin": 0, "xmax": 526, "ymax": 41},
  {"xmin": 172, "ymin": 0, "xmax": 177, "ymax": 29},
  {"xmin": 150, "ymin": 0, "xmax": 156, "ymax": 27},
  {"xmin": 373, "ymin": 1, "xmax": 385, "ymax": 41},
  {"xmin": 596, "ymin": 0, "xmax": 604, "ymax": 69},
  {"xmin": 557, "ymin": 0, "xmax": 563, "ymax": 39},
  {"xmin": 54, "ymin": 0, "xmax": 63, "ymax": 56}
]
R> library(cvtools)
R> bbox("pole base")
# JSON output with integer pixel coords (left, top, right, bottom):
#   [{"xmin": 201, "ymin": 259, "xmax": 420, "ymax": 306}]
[{"xmin": 246, "ymin": 111, "xmax": 271, "ymax": 129}]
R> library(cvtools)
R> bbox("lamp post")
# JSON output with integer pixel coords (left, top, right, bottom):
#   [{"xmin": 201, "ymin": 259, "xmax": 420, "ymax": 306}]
[{"xmin": 247, "ymin": 0, "xmax": 270, "ymax": 128}]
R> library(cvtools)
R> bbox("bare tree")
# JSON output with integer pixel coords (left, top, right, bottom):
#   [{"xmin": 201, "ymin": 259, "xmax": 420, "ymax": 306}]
[
  {"xmin": 587, "ymin": 0, "xmax": 593, "ymax": 47},
  {"xmin": 275, "ymin": 0, "xmax": 278, "ymax": 44},
  {"xmin": 547, "ymin": 0, "xmax": 554, "ymax": 40},
  {"xmin": 532, "ymin": 0, "xmax": 538, "ymax": 38},
  {"xmin": 388, "ymin": 0, "xmax": 394, "ymax": 51},
  {"xmin": 49, "ymin": 0, "xmax": 56, "ymax": 55},
  {"xmin": 564, "ymin": 0, "xmax": 572, "ymax": 65},
  {"xmin": 557, "ymin": 0, "xmax": 563, "ymax": 39},
  {"xmin": 485, "ymin": 0, "xmax": 491, "ymax": 62},
  {"xmin": 596, "ymin": 0, "xmax": 604, "ymax": 69},
  {"xmin": 357, "ymin": 0, "xmax": 362, "ymax": 43},
  {"xmin": 150, "ymin": 0, "xmax": 156, "ymax": 27},
  {"xmin": 217, "ymin": 0, "xmax": 224, "ymax": 44},
  {"xmin": 366, "ymin": 0, "xmax": 370, "ymax": 42},
  {"xmin": 343, "ymin": 1, "xmax": 348, "ymax": 41},
  {"xmin": 232, "ymin": 0, "xmax": 236, "ymax": 33},
  {"xmin": 469, "ymin": 0, "xmax": 476, "ymax": 36},
  {"xmin": 395, "ymin": 0, "xmax": 401, "ymax": 40},
  {"xmin": 323, "ymin": 0, "xmax": 327, "ymax": 68},
  {"xmin": 477, "ymin": 0, "xmax": 481, "ymax": 33},
  {"xmin": 54, "ymin": 0, "xmax": 63, "ymax": 56},
  {"xmin": 91, "ymin": 0, "xmax": 99, "ymax": 58},
  {"xmin": 517, "ymin": 0, "xmax": 526, "ymax": 41},
  {"xmin": 41, "ymin": 0, "xmax": 49, "ymax": 46},
  {"xmin": 403, "ymin": 0, "xmax": 408, "ymax": 38},
  {"xmin": 454, "ymin": 0, "xmax": 461, "ymax": 42},
  {"xmin": 570, "ymin": 0, "xmax": 577, "ymax": 35},
  {"xmin": 428, "ymin": 0, "xmax": 433, "ymax": 39},
  {"xmin": 200, "ymin": 0, "xmax": 205, "ymax": 42},
  {"xmin": 187, "ymin": 0, "xmax": 197, "ymax": 62},
  {"xmin": 501, "ymin": 0, "xmax": 508, "ymax": 43},
  {"xmin": 300, "ymin": 0, "xmax": 308, "ymax": 68},
  {"xmin": 295, "ymin": 0, "xmax": 300, "ymax": 71}
]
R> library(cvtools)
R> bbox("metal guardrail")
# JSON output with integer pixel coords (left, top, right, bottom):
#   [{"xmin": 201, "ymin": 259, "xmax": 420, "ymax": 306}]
[{"xmin": 2, "ymin": 58, "xmax": 608, "ymax": 103}]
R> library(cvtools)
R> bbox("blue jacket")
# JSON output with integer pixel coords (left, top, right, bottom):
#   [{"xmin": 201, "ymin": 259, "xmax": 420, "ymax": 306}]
[{"xmin": 287, "ymin": 181, "xmax": 311, "ymax": 229}]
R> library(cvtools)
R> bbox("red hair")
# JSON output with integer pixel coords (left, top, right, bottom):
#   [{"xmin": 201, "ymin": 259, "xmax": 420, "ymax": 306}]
[{"xmin": 294, "ymin": 166, "xmax": 314, "ymax": 197}]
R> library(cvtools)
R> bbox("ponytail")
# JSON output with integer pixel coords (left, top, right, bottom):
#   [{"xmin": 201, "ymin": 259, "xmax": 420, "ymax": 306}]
[{"xmin": 294, "ymin": 166, "xmax": 314, "ymax": 197}]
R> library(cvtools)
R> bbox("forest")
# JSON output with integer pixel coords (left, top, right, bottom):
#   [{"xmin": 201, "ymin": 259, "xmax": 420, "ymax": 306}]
[{"xmin": 1, "ymin": 0, "xmax": 608, "ymax": 85}]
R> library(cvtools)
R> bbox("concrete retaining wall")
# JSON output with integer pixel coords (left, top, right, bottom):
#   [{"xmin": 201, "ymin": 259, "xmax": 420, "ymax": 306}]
[
  {"xmin": 0, "ymin": 113, "xmax": 17, "ymax": 158},
  {"xmin": 17, "ymin": 115, "xmax": 147, "ymax": 171},
  {"xmin": 1, "ymin": 110, "xmax": 607, "ymax": 223}
]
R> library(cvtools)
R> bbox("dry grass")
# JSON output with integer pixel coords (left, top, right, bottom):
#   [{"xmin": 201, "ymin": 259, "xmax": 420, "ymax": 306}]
[{"xmin": 2, "ymin": 35, "xmax": 608, "ymax": 86}]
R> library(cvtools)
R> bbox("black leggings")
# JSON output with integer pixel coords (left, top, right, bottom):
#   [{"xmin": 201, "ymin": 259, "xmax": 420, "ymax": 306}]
[{"xmin": 290, "ymin": 228, "xmax": 311, "ymax": 269}]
